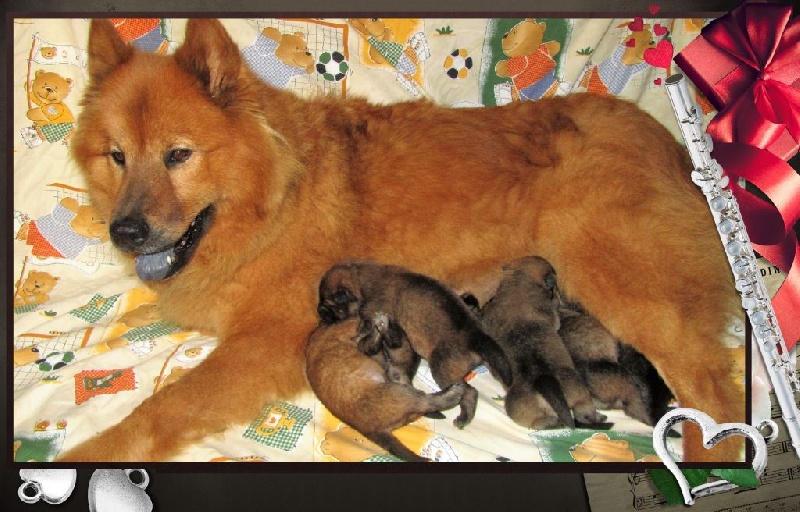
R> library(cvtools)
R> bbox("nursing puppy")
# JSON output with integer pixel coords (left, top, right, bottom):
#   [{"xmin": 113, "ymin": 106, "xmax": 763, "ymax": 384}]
[
  {"xmin": 318, "ymin": 260, "xmax": 513, "ymax": 428},
  {"xmin": 306, "ymin": 317, "xmax": 465, "ymax": 462},
  {"xmin": 479, "ymin": 256, "xmax": 607, "ymax": 428},
  {"xmin": 558, "ymin": 303, "xmax": 673, "ymax": 426},
  {"xmin": 61, "ymin": 19, "xmax": 742, "ymax": 461}
]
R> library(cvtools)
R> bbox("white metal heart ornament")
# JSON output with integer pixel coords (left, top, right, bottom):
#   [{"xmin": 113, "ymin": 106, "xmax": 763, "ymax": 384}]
[
  {"xmin": 653, "ymin": 408, "xmax": 774, "ymax": 505},
  {"xmin": 88, "ymin": 469, "xmax": 153, "ymax": 512},
  {"xmin": 18, "ymin": 468, "xmax": 77, "ymax": 504}
]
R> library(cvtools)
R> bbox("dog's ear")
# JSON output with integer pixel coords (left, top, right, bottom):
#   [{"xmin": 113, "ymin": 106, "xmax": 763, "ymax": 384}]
[
  {"xmin": 86, "ymin": 19, "xmax": 134, "ymax": 85},
  {"xmin": 174, "ymin": 19, "xmax": 244, "ymax": 107}
]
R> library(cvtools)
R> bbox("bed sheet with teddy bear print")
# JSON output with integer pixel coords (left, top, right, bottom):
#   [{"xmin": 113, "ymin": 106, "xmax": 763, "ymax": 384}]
[{"xmin": 12, "ymin": 17, "xmax": 750, "ymax": 463}]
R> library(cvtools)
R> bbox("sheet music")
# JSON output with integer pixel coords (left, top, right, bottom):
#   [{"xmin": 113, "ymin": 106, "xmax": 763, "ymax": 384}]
[
  {"xmin": 584, "ymin": 391, "xmax": 800, "ymax": 512},
  {"xmin": 585, "ymin": 263, "xmax": 798, "ymax": 510}
]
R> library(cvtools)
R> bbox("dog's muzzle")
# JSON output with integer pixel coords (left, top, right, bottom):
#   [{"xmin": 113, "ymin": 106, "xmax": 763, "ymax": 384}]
[{"xmin": 111, "ymin": 206, "xmax": 215, "ymax": 281}]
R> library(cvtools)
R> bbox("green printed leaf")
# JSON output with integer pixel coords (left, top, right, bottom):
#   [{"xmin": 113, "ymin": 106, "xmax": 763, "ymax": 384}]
[
  {"xmin": 683, "ymin": 469, "xmax": 714, "ymax": 487},
  {"xmin": 648, "ymin": 469, "xmax": 687, "ymax": 505},
  {"xmin": 710, "ymin": 468, "xmax": 760, "ymax": 488},
  {"xmin": 648, "ymin": 468, "xmax": 711, "ymax": 506}
]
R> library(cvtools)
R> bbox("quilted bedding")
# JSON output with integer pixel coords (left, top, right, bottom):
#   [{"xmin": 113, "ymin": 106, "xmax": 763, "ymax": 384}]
[{"xmin": 12, "ymin": 16, "xmax": 748, "ymax": 463}]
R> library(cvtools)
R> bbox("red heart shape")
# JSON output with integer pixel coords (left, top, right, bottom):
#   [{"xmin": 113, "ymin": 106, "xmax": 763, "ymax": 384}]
[
  {"xmin": 643, "ymin": 39, "xmax": 674, "ymax": 70},
  {"xmin": 654, "ymin": 23, "xmax": 667, "ymax": 36},
  {"xmin": 628, "ymin": 16, "xmax": 644, "ymax": 32},
  {"xmin": 625, "ymin": 38, "xmax": 636, "ymax": 47},
  {"xmin": 654, "ymin": 78, "xmax": 662, "ymax": 85},
  {"xmin": 649, "ymin": 4, "xmax": 661, "ymax": 15}
]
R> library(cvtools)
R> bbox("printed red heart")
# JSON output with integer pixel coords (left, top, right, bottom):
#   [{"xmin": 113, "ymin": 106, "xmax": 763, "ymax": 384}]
[
  {"xmin": 654, "ymin": 78, "xmax": 662, "ymax": 85},
  {"xmin": 649, "ymin": 4, "xmax": 661, "ymax": 15},
  {"xmin": 643, "ymin": 39, "xmax": 674, "ymax": 70},
  {"xmin": 628, "ymin": 16, "xmax": 644, "ymax": 32},
  {"xmin": 654, "ymin": 23, "xmax": 667, "ymax": 36},
  {"xmin": 625, "ymin": 38, "xmax": 636, "ymax": 47}
]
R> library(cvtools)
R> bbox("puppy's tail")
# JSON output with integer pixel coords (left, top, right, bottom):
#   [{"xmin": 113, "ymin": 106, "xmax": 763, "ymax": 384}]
[
  {"xmin": 470, "ymin": 333, "xmax": 514, "ymax": 387},
  {"xmin": 364, "ymin": 432, "xmax": 429, "ymax": 462}
]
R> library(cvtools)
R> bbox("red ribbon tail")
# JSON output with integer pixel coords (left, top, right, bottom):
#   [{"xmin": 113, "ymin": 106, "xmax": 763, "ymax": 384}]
[{"xmin": 752, "ymin": 236, "xmax": 800, "ymax": 351}]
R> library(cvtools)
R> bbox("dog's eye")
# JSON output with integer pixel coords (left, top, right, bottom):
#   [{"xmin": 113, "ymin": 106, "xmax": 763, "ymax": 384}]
[
  {"xmin": 165, "ymin": 148, "xmax": 192, "ymax": 168},
  {"xmin": 109, "ymin": 150, "xmax": 125, "ymax": 166}
]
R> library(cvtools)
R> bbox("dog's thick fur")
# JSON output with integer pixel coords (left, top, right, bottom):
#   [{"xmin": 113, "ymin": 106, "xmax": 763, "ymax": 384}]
[
  {"xmin": 318, "ymin": 260, "xmax": 514, "ymax": 428},
  {"xmin": 306, "ymin": 318, "xmax": 465, "ymax": 462},
  {"xmin": 60, "ymin": 19, "xmax": 743, "ymax": 461}
]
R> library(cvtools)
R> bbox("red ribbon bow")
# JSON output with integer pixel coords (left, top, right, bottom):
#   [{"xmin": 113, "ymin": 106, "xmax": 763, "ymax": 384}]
[{"xmin": 675, "ymin": 2, "xmax": 800, "ymax": 350}]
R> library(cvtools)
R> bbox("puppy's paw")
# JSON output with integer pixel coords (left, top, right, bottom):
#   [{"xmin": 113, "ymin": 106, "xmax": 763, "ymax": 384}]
[
  {"xmin": 573, "ymin": 404, "xmax": 608, "ymax": 426},
  {"xmin": 453, "ymin": 415, "xmax": 471, "ymax": 429}
]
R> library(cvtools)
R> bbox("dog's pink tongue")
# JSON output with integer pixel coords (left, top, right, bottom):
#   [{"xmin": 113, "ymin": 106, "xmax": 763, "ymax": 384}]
[{"xmin": 135, "ymin": 248, "xmax": 176, "ymax": 281}]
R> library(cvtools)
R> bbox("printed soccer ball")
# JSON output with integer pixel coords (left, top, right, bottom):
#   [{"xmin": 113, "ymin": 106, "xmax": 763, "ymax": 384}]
[
  {"xmin": 316, "ymin": 51, "xmax": 349, "ymax": 82},
  {"xmin": 443, "ymin": 48, "xmax": 473, "ymax": 79}
]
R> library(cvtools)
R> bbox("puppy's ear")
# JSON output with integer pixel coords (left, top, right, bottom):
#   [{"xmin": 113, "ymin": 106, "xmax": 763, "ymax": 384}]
[
  {"xmin": 86, "ymin": 19, "xmax": 134, "ymax": 85},
  {"xmin": 174, "ymin": 19, "xmax": 244, "ymax": 107}
]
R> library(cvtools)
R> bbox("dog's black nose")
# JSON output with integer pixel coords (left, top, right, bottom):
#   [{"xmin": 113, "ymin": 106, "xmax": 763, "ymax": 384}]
[{"xmin": 110, "ymin": 216, "xmax": 150, "ymax": 252}]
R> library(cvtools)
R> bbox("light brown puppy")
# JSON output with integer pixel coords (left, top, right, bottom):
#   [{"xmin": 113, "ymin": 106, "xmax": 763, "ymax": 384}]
[
  {"xmin": 479, "ymin": 256, "xmax": 607, "ymax": 428},
  {"xmin": 60, "ymin": 19, "xmax": 742, "ymax": 461},
  {"xmin": 318, "ymin": 260, "xmax": 513, "ymax": 429},
  {"xmin": 558, "ymin": 303, "xmax": 673, "ymax": 426},
  {"xmin": 306, "ymin": 317, "xmax": 465, "ymax": 462}
]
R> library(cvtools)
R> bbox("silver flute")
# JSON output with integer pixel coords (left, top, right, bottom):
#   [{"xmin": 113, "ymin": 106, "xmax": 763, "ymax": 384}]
[{"xmin": 664, "ymin": 73, "xmax": 800, "ymax": 459}]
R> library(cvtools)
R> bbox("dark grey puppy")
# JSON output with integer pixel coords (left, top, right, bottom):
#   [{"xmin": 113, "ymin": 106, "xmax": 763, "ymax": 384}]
[
  {"xmin": 479, "ymin": 256, "xmax": 607, "ymax": 429},
  {"xmin": 318, "ymin": 260, "xmax": 514, "ymax": 428},
  {"xmin": 558, "ymin": 302, "xmax": 673, "ymax": 426}
]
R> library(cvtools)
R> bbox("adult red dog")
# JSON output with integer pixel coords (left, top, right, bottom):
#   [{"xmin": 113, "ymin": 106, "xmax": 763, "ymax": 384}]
[{"xmin": 60, "ymin": 19, "xmax": 743, "ymax": 462}]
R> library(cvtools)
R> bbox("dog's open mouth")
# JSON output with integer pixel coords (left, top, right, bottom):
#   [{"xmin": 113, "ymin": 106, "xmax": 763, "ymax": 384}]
[{"xmin": 134, "ymin": 206, "xmax": 215, "ymax": 281}]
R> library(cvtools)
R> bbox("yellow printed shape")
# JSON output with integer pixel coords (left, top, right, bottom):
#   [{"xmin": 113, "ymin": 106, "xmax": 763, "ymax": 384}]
[{"xmin": 314, "ymin": 404, "xmax": 435, "ymax": 462}]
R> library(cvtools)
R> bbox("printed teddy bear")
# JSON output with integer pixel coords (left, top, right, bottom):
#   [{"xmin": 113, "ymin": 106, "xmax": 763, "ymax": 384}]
[
  {"xmin": 568, "ymin": 433, "xmax": 661, "ymax": 463},
  {"xmin": 495, "ymin": 19, "xmax": 561, "ymax": 101},
  {"xmin": 22, "ymin": 197, "xmax": 109, "ymax": 260},
  {"xmin": 38, "ymin": 46, "xmax": 57, "ymax": 60},
  {"xmin": 111, "ymin": 18, "xmax": 170, "ymax": 54},
  {"xmin": 241, "ymin": 27, "xmax": 315, "ymax": 89},
  {"xmin": 25, "ymin": 69, "xmax": 76, "ymax": 143},
  {"xmin": 14, "ymin": 270, "xmax": 59, "ymax": 309},
  {"xmin": 579, "ymin": 21, "xmax": 655, "ymax": 96},
  {"xmin": 349, "ymin": 18, "xmax": 429, "ymax": 77}
]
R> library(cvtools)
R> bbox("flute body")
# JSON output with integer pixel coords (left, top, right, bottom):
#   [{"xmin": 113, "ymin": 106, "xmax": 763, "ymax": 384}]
[{"xmin": 664, "ymin": 73, "xmax": 800, "ymax": 459}]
